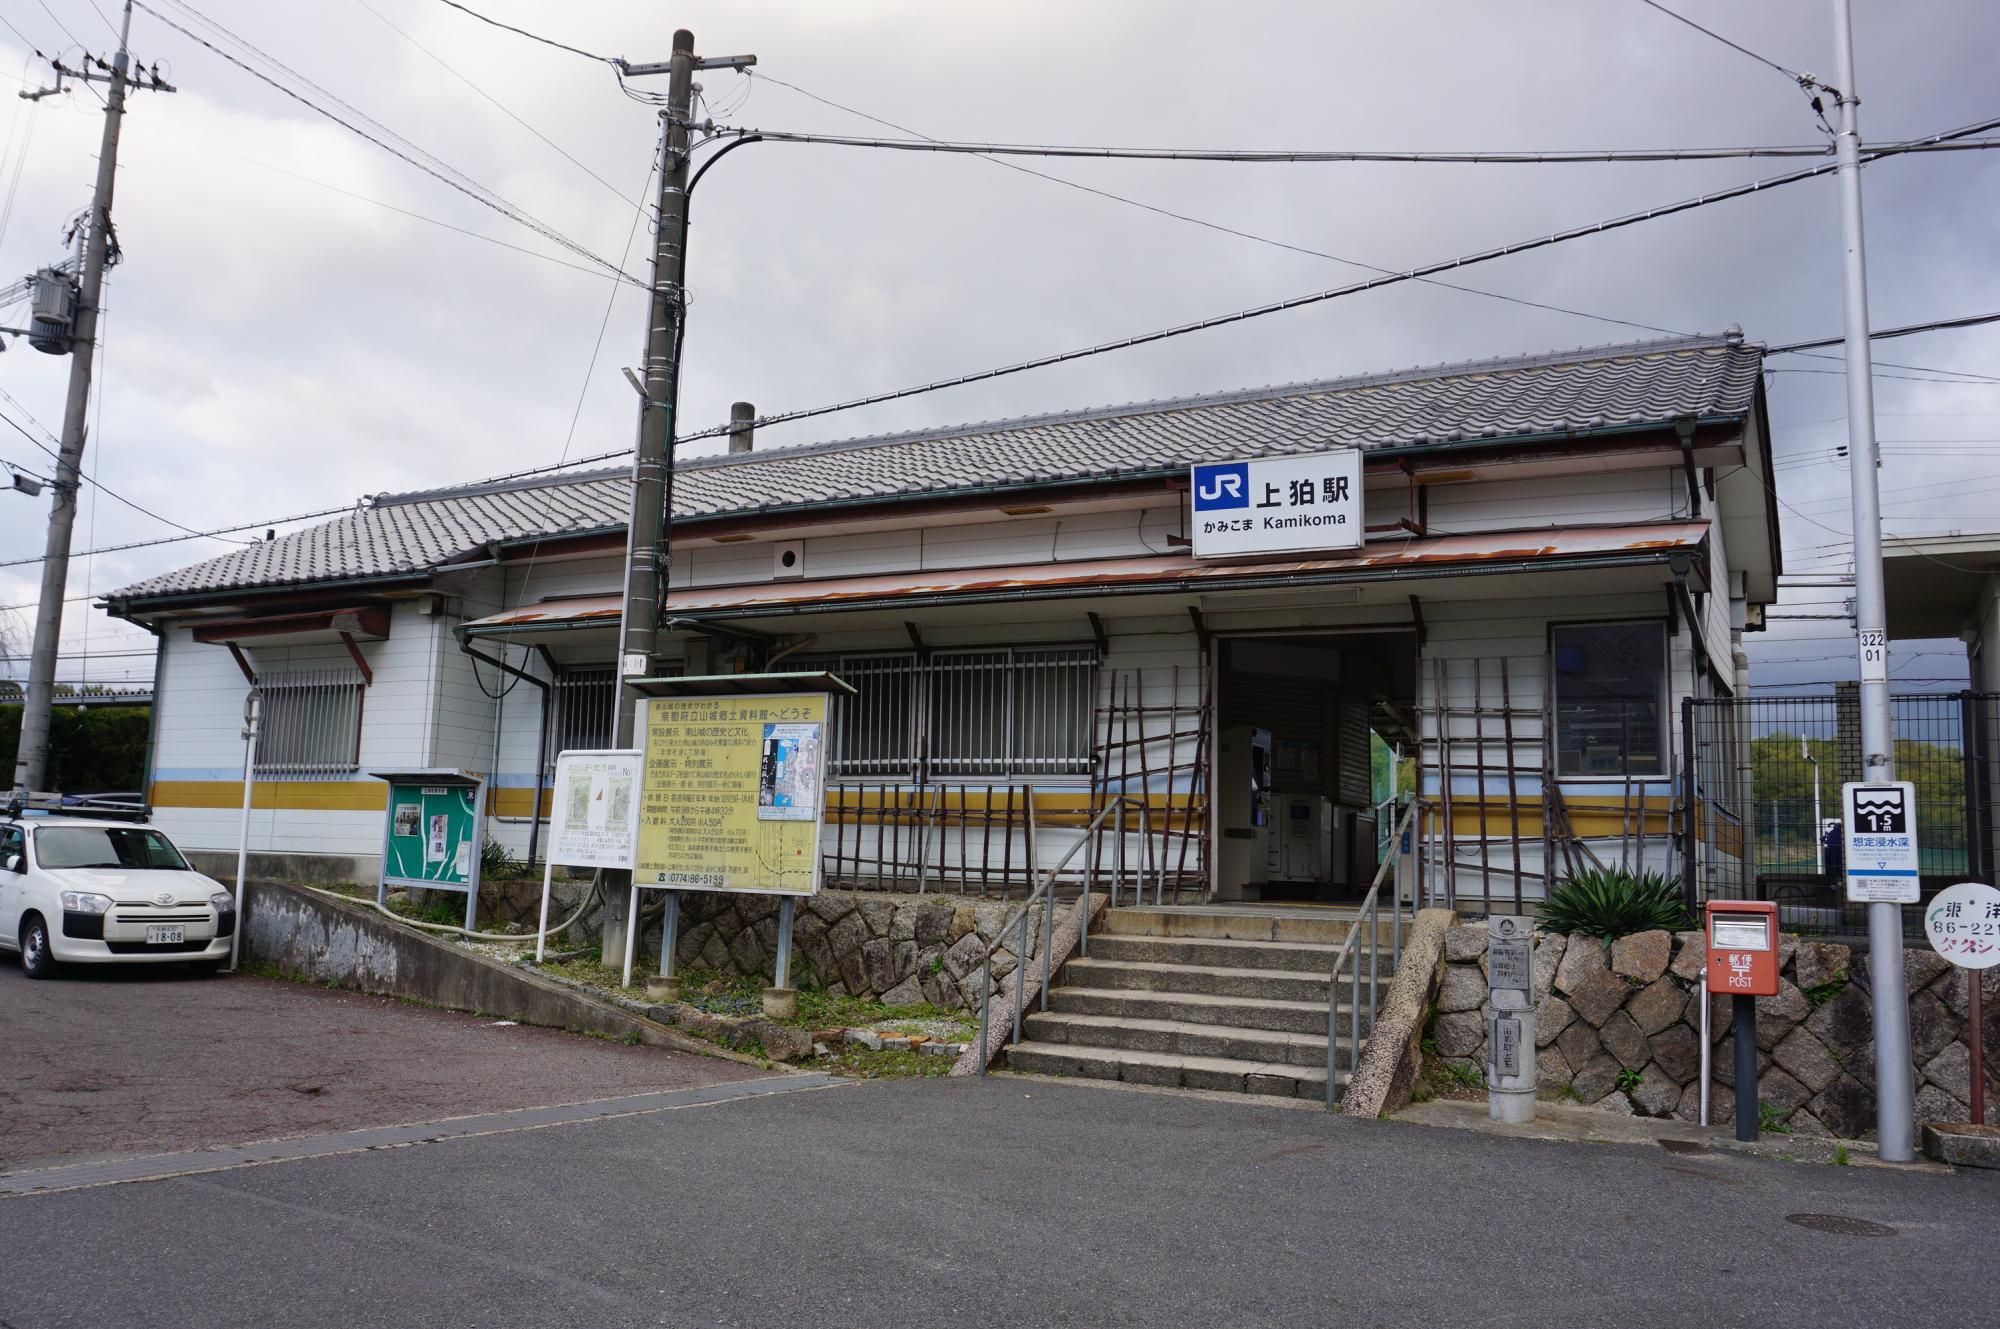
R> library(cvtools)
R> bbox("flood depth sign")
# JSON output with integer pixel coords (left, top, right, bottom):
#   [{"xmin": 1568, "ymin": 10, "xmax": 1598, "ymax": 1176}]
[
  {"xmin": 1190, "ymin": 448, "xmax": 1363, "ymax": 558},
  {"xmin": 1842, "ymin": 780, "xmax": 1920, "ymax": 904}
]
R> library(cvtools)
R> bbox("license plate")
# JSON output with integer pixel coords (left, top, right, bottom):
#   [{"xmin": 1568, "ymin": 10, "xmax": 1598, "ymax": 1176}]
[{"xmin": 146, "ymin": 925, "xmax": 185, "ymax": 945}]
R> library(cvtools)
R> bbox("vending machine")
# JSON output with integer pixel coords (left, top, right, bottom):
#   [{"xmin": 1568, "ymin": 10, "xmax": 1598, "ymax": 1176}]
[{"xmin": 1216, "ymin": 726, "xmax": 1273, "ymax": 899}]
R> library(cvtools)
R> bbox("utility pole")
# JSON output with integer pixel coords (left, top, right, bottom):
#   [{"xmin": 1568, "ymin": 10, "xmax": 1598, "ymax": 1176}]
[
  {"xmin": 602, "ymin": 31, "xmax": 754, "ymax": 964},
  {"xmin": 1829, "ymin": 0, "xmax": 1915, "ymax": 1162},
  {"xmin": 8, "ymin": 0, "xmax": 173, "ymax": 799}
]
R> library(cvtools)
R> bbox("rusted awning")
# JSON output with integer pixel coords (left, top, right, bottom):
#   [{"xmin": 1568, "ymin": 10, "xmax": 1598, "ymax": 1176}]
[
  {"xmin": 459, "ymin": 521, "xmax": 1706, "ymax": 631},
  {"xmin": 461, "ymin": 593, "xmax": 621, "ymax": 637}
]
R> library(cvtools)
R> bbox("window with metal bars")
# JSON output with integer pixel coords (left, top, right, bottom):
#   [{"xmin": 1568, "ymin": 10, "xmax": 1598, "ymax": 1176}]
[
  {"xmin": 931, "ymin": 647, "xmax": 1096, "ymax": 777},
  {"xmin": 254, "ymin": 668, "xmax": 365, "ymax": 776},
  {"xmin": 804, "ymin": 646, "xmax": 1095, "ymax": 780},
  {"xmin": 819, "ymin": 653, "xmax": 920, "ymax": 778},
  {"xmin": 550, "ymin": 667, "xmax": 617, "ymax": 763}
]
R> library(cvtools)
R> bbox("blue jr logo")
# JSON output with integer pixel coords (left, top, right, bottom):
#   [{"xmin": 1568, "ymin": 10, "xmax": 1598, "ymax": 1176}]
[{"xmin": 1193, "ymin": 463, "xmax": 1250, "ymax": 510}]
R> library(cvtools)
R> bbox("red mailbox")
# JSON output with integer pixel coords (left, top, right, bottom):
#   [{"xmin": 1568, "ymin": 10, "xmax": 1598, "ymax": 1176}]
[{"xmin": 1706, "ymin": 900, "xmax": 1779, "ymax": 998}]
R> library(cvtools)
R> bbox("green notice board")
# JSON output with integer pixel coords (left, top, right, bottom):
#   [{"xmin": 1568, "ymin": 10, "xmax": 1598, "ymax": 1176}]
[
  {"xmin": 385, "ymin": 782, "xmax": 480, "ymax": 886},
  {"xmin": 372, "ymin": 769, "xmax": 486, "ymax": 931}
]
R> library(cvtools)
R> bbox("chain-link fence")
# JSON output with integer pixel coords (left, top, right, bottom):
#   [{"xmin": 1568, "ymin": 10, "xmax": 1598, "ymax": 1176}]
[{"xmin": 1684, "ymin": 690, "xmax": 1999, "ymax": 940}]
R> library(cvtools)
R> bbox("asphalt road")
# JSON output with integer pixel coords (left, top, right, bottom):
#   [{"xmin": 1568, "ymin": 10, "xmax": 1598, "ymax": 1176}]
[
  {"xmin": 2, "ymin": 1073, "xmax": 1995, "ymax": 1328},
  {"xmin": 0, "ymin": 962, "xmax": 764, "ymax": 1171}
]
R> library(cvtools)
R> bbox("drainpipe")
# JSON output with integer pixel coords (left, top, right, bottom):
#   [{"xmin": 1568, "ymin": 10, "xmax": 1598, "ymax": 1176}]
[
  {"xmin": 767, "ymin": 634, "xmax": 817, "ymax": 669},
  {"xmin": 456, "ymin": 632, "xmax": 553, "ymax": 866}
]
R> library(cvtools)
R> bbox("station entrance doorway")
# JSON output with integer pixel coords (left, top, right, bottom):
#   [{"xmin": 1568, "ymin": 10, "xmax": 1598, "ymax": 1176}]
[{"xmin": 1212, "ymin": 629, "xmax": 1416, "ymax": 903}]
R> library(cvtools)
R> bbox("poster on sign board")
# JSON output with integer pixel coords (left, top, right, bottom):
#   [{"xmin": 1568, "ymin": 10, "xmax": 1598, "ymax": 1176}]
[
  {"xmin": 546, "ymin": 749, "xmax": 642, "ymax": 871},
  {"xmin": 634, "ymin": 693, "xmax": 828, "ymax": 896}
]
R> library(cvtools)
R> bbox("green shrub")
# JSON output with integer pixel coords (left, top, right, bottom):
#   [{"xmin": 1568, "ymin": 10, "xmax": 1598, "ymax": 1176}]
[{"xmin": 1539, "ymin": 868, "xmax": 1691, "ymax": 939}]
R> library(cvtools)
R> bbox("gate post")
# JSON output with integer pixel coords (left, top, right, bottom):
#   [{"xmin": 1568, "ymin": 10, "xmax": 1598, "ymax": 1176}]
[
  {"xmin": 1681, "ymin": 696, "xmax": 1698, "ymax": 918},
  {"xmin": 1961, "ymin": 691, "xmax": 1992, "ymax": 883}
]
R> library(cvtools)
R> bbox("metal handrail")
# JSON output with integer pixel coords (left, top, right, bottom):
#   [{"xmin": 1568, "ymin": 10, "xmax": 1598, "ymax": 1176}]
[
  {"xmin": 974, "ymin": 793, "xmax": 1154, "ymax": 1074},
  {"xmin": 1323, "ymin": 799, "xmax": 1419, "ymax": 1109}
]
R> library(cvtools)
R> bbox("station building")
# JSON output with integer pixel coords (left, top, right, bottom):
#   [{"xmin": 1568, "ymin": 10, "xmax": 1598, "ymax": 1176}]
[{"xmin": 106, "ymin": 330, "xmax": 1781, "ymax": 912}]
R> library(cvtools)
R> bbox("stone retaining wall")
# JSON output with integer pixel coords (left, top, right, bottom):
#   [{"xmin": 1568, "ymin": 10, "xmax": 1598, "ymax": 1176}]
[
  {"xmin": 646, "ymin": 889, "xmax": 1044, "ymax": 1011},
  {"xmin": 1430, "ymin": 926, "xmax": 1999, "ymax": 1139}
]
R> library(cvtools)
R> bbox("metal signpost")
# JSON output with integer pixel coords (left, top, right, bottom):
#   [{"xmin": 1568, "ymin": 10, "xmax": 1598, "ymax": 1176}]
[
  {"xmin": 535, "ymin": 750, "xmax": 641, "ymax": 963},
  {"xmin": 1924, "ymin": 882, "xmax": 2000, "ymax": 1125},
  {"xmin": 629, "ymin": 685, "xmax": 834, "ymax": 1010},
  {"xmin": 371, "ymin": 769, "xmax": 488, "ymax": 932},
  {"xmin": 1486, "ymin": 915, "xmax": 1536, "ymax": 1123},
  {"xmin": 1842, "ymin": 781, "xmax": 1921, "ymax": 905},
  {"xmin": 1189, "ymin": 448, "xmax": 1363, "ymax": 559},
  {"xmin": 226, "ymin": 691, "xmax": 260, "ymax": 973}
]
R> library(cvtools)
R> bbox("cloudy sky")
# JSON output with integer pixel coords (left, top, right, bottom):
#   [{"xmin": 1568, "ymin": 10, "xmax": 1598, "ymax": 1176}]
[{"xmin": 1, "ymin": 0, "xmax": 1996, "ymax": 691}]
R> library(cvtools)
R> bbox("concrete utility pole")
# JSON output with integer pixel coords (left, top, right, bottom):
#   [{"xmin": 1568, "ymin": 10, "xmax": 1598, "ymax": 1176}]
[
  {"xmin": 9, "ymin": 0, "xmax": 173, "ymax": 800},
  {"xmin": 1828, "ymin": 0, "xmax": 1915, "ymax": 1162},
  {"xmin": 603, "ymin": 31, "xmax": 754, "ymax": 964}
]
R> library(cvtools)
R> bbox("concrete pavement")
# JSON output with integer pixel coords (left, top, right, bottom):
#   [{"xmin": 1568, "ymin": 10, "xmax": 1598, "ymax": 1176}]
[
  {"xmin": 0, "ymin": 963, "xmax": 767, "ymax": 1171},
  {"xmin": 2, "ymin": 1072, "xmax": 1994, "ymax": 1328}
]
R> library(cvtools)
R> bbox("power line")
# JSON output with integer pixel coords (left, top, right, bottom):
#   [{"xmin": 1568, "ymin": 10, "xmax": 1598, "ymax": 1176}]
[
  {"xmin": 132, "ymin": 1, "xmax": 644, "ymax": 287},
  {"xmin": 0, "ymin": 395, "xmax": 253, "ymax": 546},
  {"xmin": 32, "ymin": 0, "xmax": 82, "ymax": 51},
  {"xmin": 347, "ymin": 0, "xmax": 634, "ymax": 206},
  {"xmin": 0, "ymin": 503, "xmax": 351, "ymax": 569},
  {"xmin": 753, "ymin": 71, "xmax": 1689, "ymax": 344},
  {"xmin": 431, "ymin": 0, "xmax": 615, "ymax": 65},
  {"xmin": 682, "ymin": 111, "xmax": 2000, "ymax": 446},
  {"xmin": 134, "ymin": 119, "xmax": 633, "ymax": 284},
  {"xmin": 1633, "ymin": 0, "xmax": 1815, "ymax": 88},
  {"xmin": 1768, "ymin": 310, "xmax": 2000, "ymax": 353},
  {"xmin": 716, "ymin": 125, "xmax": 1859, "ymax": 165}
]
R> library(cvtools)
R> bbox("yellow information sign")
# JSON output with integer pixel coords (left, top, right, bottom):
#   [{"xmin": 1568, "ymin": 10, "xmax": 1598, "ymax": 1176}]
[{"xmin": 634, "ymin": 692, "xmax": 828, "ymax": 895}]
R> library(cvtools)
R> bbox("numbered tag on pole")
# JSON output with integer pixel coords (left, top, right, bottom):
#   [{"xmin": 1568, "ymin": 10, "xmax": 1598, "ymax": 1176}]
[{"xmin": 1858, "ymin": 629, "xmax": 1888, "ymax": 684}]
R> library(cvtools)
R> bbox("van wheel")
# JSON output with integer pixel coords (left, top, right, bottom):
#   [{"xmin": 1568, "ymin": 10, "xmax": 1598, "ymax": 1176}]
[{"xmin": 21, "ymin": 916, "xmax": 57, "ymax": 979}]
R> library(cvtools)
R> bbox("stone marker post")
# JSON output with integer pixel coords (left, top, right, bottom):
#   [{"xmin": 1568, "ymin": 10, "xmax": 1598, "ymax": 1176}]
[{"xmin": 1487, "ymin": 914, "xmax": 1536, "ymax": 1123}]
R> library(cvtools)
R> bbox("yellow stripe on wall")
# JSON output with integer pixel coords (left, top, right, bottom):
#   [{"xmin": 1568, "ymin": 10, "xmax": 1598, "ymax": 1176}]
[{"xmin": 150, "ymin": 781, "xmax": 389, "ymax": 812}]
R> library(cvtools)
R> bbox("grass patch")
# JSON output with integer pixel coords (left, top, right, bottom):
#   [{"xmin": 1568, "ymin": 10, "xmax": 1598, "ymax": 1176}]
[
  {"xmin": 816, "ymin": 1046, "xmax": 952, "ymax": 1079},
  {"xmin": 1412, "ymin": 1049, "xmax": 1485, "ymax": 1103},
  {"xmin": 534, "ymin": 961, "xmax": 976, "ymax": 1041},
  {"xmin": 1803, "ymin": 978, "xmax": 1848, "ymax": 1008}
]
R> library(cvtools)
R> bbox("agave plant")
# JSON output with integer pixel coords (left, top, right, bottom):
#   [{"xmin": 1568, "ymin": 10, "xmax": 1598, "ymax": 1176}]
[{"xmin": 1539, "ymin": 868, "xmax": 1691, "ymax": 939}]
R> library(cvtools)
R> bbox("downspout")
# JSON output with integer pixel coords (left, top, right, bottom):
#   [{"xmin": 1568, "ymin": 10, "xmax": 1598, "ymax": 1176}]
[
  {"xmin": 1676, "ymin": 418, "xmax": 1702, "ymax": 520},
  {"xmin": 766, "ymin": 634, "xmax": 817, "ymax": 669},
  {"xmin": 456, "ymin": 631, "xmax": 552, "ymax": 867}
]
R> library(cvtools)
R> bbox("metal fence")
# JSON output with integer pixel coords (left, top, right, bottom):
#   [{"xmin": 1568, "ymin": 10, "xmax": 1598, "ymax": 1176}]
[{"xmin": 1683, "ymin": 690, "xmax": 1999, "ymax": 940}]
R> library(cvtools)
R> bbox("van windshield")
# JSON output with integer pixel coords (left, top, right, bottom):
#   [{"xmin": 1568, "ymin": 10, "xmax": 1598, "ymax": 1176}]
[{"xmin": 35, "ymin": 826, "xmax": 190, "ymax": 871}]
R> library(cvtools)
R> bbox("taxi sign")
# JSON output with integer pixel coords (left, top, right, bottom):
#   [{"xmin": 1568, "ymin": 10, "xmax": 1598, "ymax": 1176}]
[
  {"xmin": 1841, "ymin": 780, "xmax": 1920, "ymax": 904},
  {"xmin": 1924, "ymin": 881, "xmax": 2000, "ymax": 970}
]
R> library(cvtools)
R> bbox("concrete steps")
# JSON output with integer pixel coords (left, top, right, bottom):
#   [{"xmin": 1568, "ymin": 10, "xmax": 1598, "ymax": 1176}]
[
  {"xmin": 1059, "ymin": 958, "xmax": 1331, "ymax": 1002},
  {"xmin": 1048, "ymin": 985, "xmax": 1339, "ymax": 1036},
  {"xmin": 1083, "ymin": 932, "xmax": 1342, "ymax": 973},
  {"xmin": 1005, "ymin": 1040, "xmax": 1343, "ymax": 1100},
  {"xmin": 1023, "ymin": 1010, "xmax": 1331, "ymax": 1067},
  {"xmin": 998, "ymin": 905, "xmax": 1390, "ymax": 1103}
]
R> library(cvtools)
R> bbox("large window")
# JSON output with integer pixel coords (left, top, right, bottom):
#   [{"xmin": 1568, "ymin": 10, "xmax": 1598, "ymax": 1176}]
[
  {"xmin": 806, "ymin": 646, "xmax": 1096, "ymax": 780},
  {"xmin": 1553, "ymin": 621, "xmax": 1668, "ymax": 776},
  {"xmin": 256, "ymin": 668, "xmax": 365, "ymax": 776}
]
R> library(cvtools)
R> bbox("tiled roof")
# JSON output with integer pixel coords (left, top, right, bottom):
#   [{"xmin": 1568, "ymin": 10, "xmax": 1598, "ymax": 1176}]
[{"xmin": 111, "ymin": 331, "xmax": 1762, "ymax": 601}]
